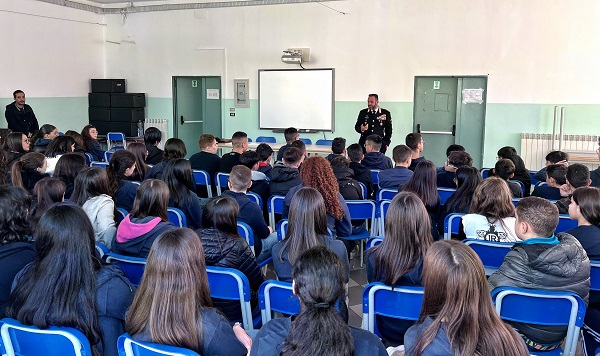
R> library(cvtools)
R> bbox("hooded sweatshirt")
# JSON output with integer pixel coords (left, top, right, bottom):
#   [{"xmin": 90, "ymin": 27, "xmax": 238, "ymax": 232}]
[
  {"xmin": 82, "ymin": 194, "xmax": 117, "ymax": 248},
  {"xmin": 270, "ymin": 164, "xmax": 301, "ymax": 196},
  {"xmin": 362, "ymin": 152, "xmax": 393, "ymax": 171},
  {"xmin": 112, "ymin": 215, "xmax": 175, "ymax": 258}
]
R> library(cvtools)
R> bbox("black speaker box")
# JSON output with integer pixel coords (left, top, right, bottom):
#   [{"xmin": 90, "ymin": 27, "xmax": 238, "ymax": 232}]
[
  {"xmin": 89, "ymin": 107, "xmax": 110, "ymax": 122},
  {"xmin": 110, "ymin": 93, "xmax": 146, "ymax": 108},
  {"xmin": 91, "ymin": 79, "xmax": 126, "ymax": 93},
  {"xmin": 110, "ymin": 108, "xmax": 145, "ymax": 123},
  {"xmin": 88, "ymin": 93, "xmax": 111, "ymax": 107},
  {"xmin": 90, "ymin": 120, "xmax": 139, "ymax": 137}
]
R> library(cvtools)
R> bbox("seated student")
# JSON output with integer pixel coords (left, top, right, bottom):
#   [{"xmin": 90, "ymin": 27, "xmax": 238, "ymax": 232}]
[
  {"xmin": 0, "ymin": 186, "xmax": 36, "ymax": 319},
  {"xmin": 347, "ymin": 143, "xmax": 374, "ymax": 199},
  {"xmin": 436, "ymin": 151, "xmax": 473, "ymax": 188},
  {"xmin": 11, "ymin": 152, "xmax": 49, "ymax": 193},
  {"xmin": 378, "ymin": 144, "xmax": 413, "ymax": 189},
  {"xmin": 406, "ymin": 132, "xmax": 425, "ymax": 171},
  {"xmin": 54, "ymin": 153, "xmax": 86, "ymax": 199},
  {"xmin": 401, "ymin": 160, "xmax": 441, "ymax": 240},
  {"xmin": 239, "ymin": 150, "xmax": 270, "ymax": 205},
  {"xmin": 272, "ymin": 187, "xmax": 349, "ymax": 283},
  {"xmin": 145, "ymin": 138, "xmax": 187, "ymax": 180},
  {"xmin": 144, "ymin": 127, "xmax": 163, "ymax": 165},
  {"xmin": 531, "ymin": 164, "xmax": 566, "ymax": 200},
  {"xmin": 113, "ymin": 179, "xmax": 176, "ymax": 258},
  {"xmin": 125, "ymin": 228, "xmax": 250, "ymax": 355},
  {"xmin": 251, "ymin": 246, "xmax": 387, "ymax": 356},
  {"xmin": 534, "ymin": 150, "xmax": 569, "ymax": 182},
  {"xmin": 256, "ymin": 143, "xmax": 274, "ymax": 179},
  {"xmin": 489, "ymin": 197, "xmax": 590, "ymax": 352},
  {"xmin": 220, "ymin": 131, "xmax": 248, "ymax": 173},
  {"xmin": 223, "ymin": 165, "xmax": 277, "ymax": 263},
  {"xmin": 326, "ymin": 137, "xmax": 346, "ymax": 162},
  {"xmin": 282, "ymin": 156, "xmax": 352, "ymax": 240},
  {"xmin": 7, "ymin": 204, "xmax": 135, "ymax": 356},
  {"xmin": 44, "ymin": 135, "xmax": 75, "ymax": 175},
  {"xmin": 71, "ymin": 167, "xmax": 117, "ymax": 248},
  {"xmin": 492, "ymin": 158, "xmax": 523, "ymax": 198},
  {"xmin": 30, "ymin": 177, "xmax": 66, "ymax": 227},
  {"xmin": 438, "ymin": 166, "xmax": 482, "ymax": 235},
  {"xmin": 460, "ymin": 177, "xmax": 518, "ymax": 242},
  {"xmin": 161, "ymin": 159, "xmax": 203, "ymax": 230},
  {"xmin": 270, "ymin": 147, "xmax": 304, "ymax": 196},
  {"xmin": 189, "ymin": 133, "xmax": 221, "ymax": 180},
  {"xmin": 126, "ymin": 142, "xmax": 151, "ymax": 181},
  {"xmin": 63, "ymin": 130, "xmax": 86, "ymax": 155},
  {"xmin": 276, "ymin": 127, "xmax": 299, "ymax": 162},
  {"xmin": 435, "ymin": 144, "xmax": 466, "ymax": 175},
  {"xmin": 404, "ymin": 240, "xmax": 528, "ymax": 356},
  {"xmin": 81, "ymin": 125, "xmax": 105, "ymax": 162},
  {"xmin": 106, "ymin": 150, "xmax": 139, "ymax": 211},
  {"xmin": 196, "ymin": 195, "xmax": 264, "ymax": 324},
  {"xmin": 361, "ymin": 134, "xmax": 393, "ymax": 171},
  {"xmin": 555, "ymin": 163, "xmax": 591, "ymax": 214},
  {"xmin": 30, "ymin": 124, "xmax": 58, "ymax": 153},
  {"xmin": 497, "ymin": 146, "xmax": 531, "ymax": 196},
  {"xmin": 367, "ymin": 192, "xmax": 433, "ymax": 347},
  {"xmin": 4, "ymin": 132, "xmax": 29, "ymax": 168}
]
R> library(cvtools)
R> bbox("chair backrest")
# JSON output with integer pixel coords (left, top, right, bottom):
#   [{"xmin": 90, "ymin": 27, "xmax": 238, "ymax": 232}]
[
  {"xmin": 105, "ymin": 253, "xmax": 147, "ymax": 286},
  {"xmin": 298, "ymin": 138, "xmax": 312, "ymax": 145},
  {"xmin": 236, "ymin": 221, "xmax": 256, "ymax": 254},
  {"xmin": 0, "ymin": 318, "xmax": 93, "ymax": 356},
  {"xmin": 276, "ymin": 219, "xmax": 288, "ymax": 241},
  {"xmin": 205, "ymin": 266, "xmax": 254, "ymax": 330},
  {"xmin": 511, "ymin": 198, "xmax": 522, "ymax": 207},
  {"xmin": 258, "ymin": 280, "xmax": 301, "ymax": 324},
  {"xmin": 378, "ymin": 200, "xmax": 391, "ymax": 237},
  {"xmin": 117, "ymin": 208, "xmax": 128, "ymax": 224},
  {"xmin": 480, "ymin": 168, "xmax": 491, "ymax": 179},
  {"xmin": 167, "ymin": 208, "xmax": 187, "ymax": 228},
  {"xmin": 215, "ymin": 172, "xmax": 230, "ymax": 196},
  {"xmin": 556, "ymin": 215, "xmax": 578, "ymax": 233},
  {"xmin": 492, "ymin": 287, "xmax": 586, "ymax": 356},
  {"xmin": 535, "ymin": 181, "xmax": 548, "ymax": 187},
  {"xmin": 366, "ymin": 237, "xmax": 384, "ymax": 250},
  {"xmin": 530, "ymin": 170, "xmax": 540, "ymax": 187},
  {"xmin": 437, "ymin": 187, "xmax": 456, "ymax": 205},
  {"xmin": 371, "ymin": 169, "xmax": 381, "ymax": 185},
  {"xmin": 462, "ymin": 239, "xmax": 514, "ymax": 275},
  {"xmin": 84, "ymin": 152, "xmax": 93, "ymax": 166},
  {"xmin": 268, "ymin": 195, "xmax": 285, "ymax": 227},
  {"xmin": 246, "ymin": 192, "xmax": 262, "ymax": 207},
  {"xmin": 118, "ymin": 333, "xmax": 200, "ymax": 356},
  {"xmin": 255, "ymin": 136, "xmax": 276, "ymax": 143},
  {"xmin": 192, "ymin": 170, "xmax": 212, "ymax": 198},
  {"xmin": 95, "ymin": 241, "xmax": 110, "ymax": 259},
  {"xmin": 104, "ymin": 150, "xmax": 115, "ymax": 163},
  {"xmin": 443, "ymin": 213, "xmax": 465, "ymax": 240},
  {"xmin": 90, "ymin": 161, "xmax": 108, "ymax": 168},
  {"xmin": 315, "ymin": 139, "xmax": 333, "ymax": 146},
  {"xmin": 508, "ymin": 179, "xmax": 525, "ymax": 195},
  {"xmin": 590, "ymin": 260, "xmax": 600, "ymax": 292},
  {"xmin": 107, "ymin": 132, "xmax": 126, "ymax": 150},
  {"xmin": 357, "ymin": 182, "xmax": 367, "ymax": 200},
  {"xmin": 377, "ymin": 188, "xmax": 396, "ymax": 202},
  {"xmin": 346, "ymin": 200, "xmax": 376, "ymax": 235},
  {"xmin": 362, "ymin": 283, "xmax": 424, "ymax": 335}
]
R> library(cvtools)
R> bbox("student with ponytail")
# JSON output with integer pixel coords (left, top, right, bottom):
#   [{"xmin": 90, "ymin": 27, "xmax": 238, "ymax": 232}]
[
  {"xmin": 10, "ymin": 152, "xmax": 49, "ymax": 192},
  {"xmin": 251, "ymin": 246, "xmax": 387, "ymax": 356},
  {"xmin": 106, "ymin": 149, "xmax": 139, "ymax": 211},
  {"xmin": 30, "ymin": 124, "xmax": 58, "ymax": 153}
]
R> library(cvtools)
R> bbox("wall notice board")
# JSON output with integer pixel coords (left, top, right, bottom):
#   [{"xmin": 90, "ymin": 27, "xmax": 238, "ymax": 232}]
[{"xmin": 258, "ymin": 68, "xmax": 335, "ymax": 132}]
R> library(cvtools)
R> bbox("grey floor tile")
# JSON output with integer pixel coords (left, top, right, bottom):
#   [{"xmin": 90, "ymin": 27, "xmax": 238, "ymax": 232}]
[
  {"xmin": 349, "ymin": 268, "xmax": 368, "ymax": 286},
  {"xmin": 349, "ymin": 304, "xmax": 363, "ymax": 316},
  {"xmin": 347, "ymin": 285, "xmax": 364, "ymax": 306},
  {"xmin": 348, "ymin": 309, "xmax": 363, "ymax": 328},
  {"xmin": 348, "ymin": 278, "xmax": 359, "ymax": 288}
]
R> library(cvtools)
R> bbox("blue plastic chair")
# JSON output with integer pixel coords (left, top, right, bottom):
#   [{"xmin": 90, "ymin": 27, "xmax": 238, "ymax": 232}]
[
  {"xmin": 371, "ymin": 169, "xmax": 381, "ymax": 186},
  {"xmin": 95, "ymin": 241, "xmax": 110, "ymax": 259},
  {"xmin": 107, "ymin": 132, "xmax": 126, "ymax": 150},
  {"xmin": 376, "ymin": 188, "xmax": 396, "ymax": 202},
  {"xmin": 167, "ymin": 208, "xmax": 187, "ymax": 228},
  {"xmin": 492, "ymin": 287, "xmax": 587, "ymax": 356},
  {"xmin": 237, "ymin": 221, "xmax": 271, "ymax": 268},
  {"xmin": 246, "ymin": 192, "xmax": 262, "ymax": 207},
  {"xmin": 556, "ymin": 215, "xmax": 578, "ymax": 233},
  {"xmin": 591, "ymin": 260, "xmax": 600, "ymax": 292},
  {"xmin": 192, "ymin": 170, "xmax": 212, "ymax": 198},
  {"xmin": 117, "ymin": 333, "xmax": 200, "ymax": 356},
  {"xmin": 509, "ymin": 179, "xmax": 525, "ymax": 196},
  {"xmin": 362, "ymin": 283, "xmax": 424, "ymax": 336},
  {"xmin": 255, "ymin": 136, "xmax": 276, "ymax": 143},
  {"xmin": 0, "ymin": 318, "xmax": 93, "ymax": 356},
  {"xmin": 315, "ymin": 139, "xmax": 333, "ymax": 146},
  {"xmin": 268, "ymin": 195, "xmax": 285, "ymax": 228},
  {"xmin": 276, "ymin": 219, "xmax": 288, "ymax": 241},
  {"xmin": 377, "ymin": 200, "xmax": 391, "ymax": 237},
  {"xmin": 117, "ymin": 208, "xmax": 128, "ymax": 224},
  {"xmin": 258, "ymin": 280, "xmax": 300, "ymax": 324},
  {"xmin": 437, "ymin": 187, "xmax": 456, "ymax": 206},
  {"xmin": 511, "ymin": 198, "xmax": 522, "ymax": 207},
  {"xmin": 530, "ymin": 171, "xmax": 540, "ymax": 187},
  {"xmin": 358, "ymin": 182, "xmax": 367, "ymax": 200},
  {"xmin": 90, "ymin": 161, "xmax": 108, "ymax": 168},
  {"xmin": 104, "ymin": 253, "xmax": 147, "ymax": 286},
  {"xmin": 366, "ymin": 237, "xmax": 384, "ymax": 250},
  {"xmin": 84, "ymin": 152, "xmax": 94, "ymax": 166},
  {"xmin": 215, "ymin": 172, "xmax": 230, "ymax": 196},
  {"xmin": 462, "ymin": 239, "xmax": 514, "ymax": 275},
  {"xmin": 480, "ymin": 168, "xmax": 491, "ymax": 179},
  {"xmin": 206, "ymin": 266, "xmax": 256, "ymax": 331},
  {"xmin": 104, "ymin": 150, "xmax": 115, "ymax": 163},
  {"xmin": 443, "ymin": 213, "xmax": 465, "ymax": 240},
  {"xmin": 340, "ymin": 200, "xmax": 376, "ymax": 267},
  {"xmin": 298, "ymin": 138, "xmax": 312, "ymax": 145}
]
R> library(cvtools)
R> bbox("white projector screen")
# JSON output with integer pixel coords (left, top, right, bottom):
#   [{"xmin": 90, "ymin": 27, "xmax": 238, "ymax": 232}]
[{"xmin": 258, "ymin": 69, "xmax": 334, "ymax": 132}]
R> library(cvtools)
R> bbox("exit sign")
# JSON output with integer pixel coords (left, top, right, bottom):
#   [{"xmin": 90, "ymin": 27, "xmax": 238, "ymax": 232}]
[
  {"xmin": 433, "ymin": 81, "xmax": 440, "ymax": 90},
  {"xmin": 192, "ymin": 80, "xmax": 198, "ymax": 88}
]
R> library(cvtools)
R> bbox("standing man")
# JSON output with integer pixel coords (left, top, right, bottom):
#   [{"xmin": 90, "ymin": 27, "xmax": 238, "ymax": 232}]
[
  {"xmin": 355, "ymin": 93, "xmax": 392, "ymax": 154},
  {"xmin": 5, "ymin": 90, "xmax": 39, "ymax": 136}
]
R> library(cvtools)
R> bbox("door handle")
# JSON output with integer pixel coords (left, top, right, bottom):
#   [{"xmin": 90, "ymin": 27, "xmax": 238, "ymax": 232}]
[
  {"xmin": 181, "ymin": 116, "xmax": 184, "ymax": 125},
  {"xmin": 452, "ymin": 125, "xmax": 456, "ymax": 136},
  {"xmin": 416, "ymin": 124, "xmax": 421, "ymax": 133}
]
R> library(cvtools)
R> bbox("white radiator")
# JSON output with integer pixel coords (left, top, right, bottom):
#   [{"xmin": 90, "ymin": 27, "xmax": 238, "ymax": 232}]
[
  {"xmin": 520, "ymin": 133, "xmax": 599, "ymax": 171},
  {"xmin": 144, "ymin": 118, "xmax": 169, "ymax": 150}
]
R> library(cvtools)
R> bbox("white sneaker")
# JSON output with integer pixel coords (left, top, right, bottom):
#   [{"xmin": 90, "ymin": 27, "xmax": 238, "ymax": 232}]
[{"xmin": 386, "ymin": 345, "xmax": 405, "ymax": 356}]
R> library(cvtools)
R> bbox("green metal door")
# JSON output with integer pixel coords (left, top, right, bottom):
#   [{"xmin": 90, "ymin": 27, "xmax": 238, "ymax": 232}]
[
  {"xmin": 173, "ymin": 76, "xmax": 222, "ymax": 158},
  {"xmin": 414, "ymin": 77, "xmax": 458, "ymax": 166},
  {"xmin": 456, "ymin": 77, "xmax": 487, "ymax": 169}
]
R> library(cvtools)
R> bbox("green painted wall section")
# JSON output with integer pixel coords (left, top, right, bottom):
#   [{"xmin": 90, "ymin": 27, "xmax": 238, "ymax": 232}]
[{"xmin": 2, "ymin": 96, "xmax": 598, "ymax": 169}]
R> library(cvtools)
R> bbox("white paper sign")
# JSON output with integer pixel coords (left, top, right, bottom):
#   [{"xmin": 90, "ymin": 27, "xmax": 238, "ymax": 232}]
[
  {"xmin": 462, "ymin": 88, "xmax": 484, "ymax": 104},
  {"xmin": 206, "ymin": 89, "xmax": 220, "ymax": 99}
]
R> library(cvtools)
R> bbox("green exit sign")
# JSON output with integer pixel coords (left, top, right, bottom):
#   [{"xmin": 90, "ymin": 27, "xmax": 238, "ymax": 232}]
[
  {"xmin": 433, "ymin": 81, "xmax": 440, "ymax": 90},
  {"xmin": 192, "ymin": 80, "xmax": 198, "ymax": 88}
]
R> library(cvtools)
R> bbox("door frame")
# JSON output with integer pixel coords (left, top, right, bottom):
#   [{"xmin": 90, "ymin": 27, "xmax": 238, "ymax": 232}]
[{"xmin": 172, "ymin": 75, "xmax": 222, "ymax": 139}]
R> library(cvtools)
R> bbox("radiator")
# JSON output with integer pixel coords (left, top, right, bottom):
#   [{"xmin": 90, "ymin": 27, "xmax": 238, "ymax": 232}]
[
  {"xmin": 520, "ymin": 133, "xmax": 599, "ymax": 171},
  {"xmin": 144, "ymin": 118, "xmax": 168, "ymax": 150}
]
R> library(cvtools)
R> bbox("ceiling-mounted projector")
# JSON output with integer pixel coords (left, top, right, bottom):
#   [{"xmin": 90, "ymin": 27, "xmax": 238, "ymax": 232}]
[{"xmin": 281, "ymin": 50, "xmax": 303, "ymax": 64}]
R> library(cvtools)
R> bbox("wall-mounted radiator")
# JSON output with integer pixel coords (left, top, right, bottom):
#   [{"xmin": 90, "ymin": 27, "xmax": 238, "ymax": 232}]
[
  {"xmin": 520, "ymin": 133, "xmax": 599, "ymax": 171},
  {"xmin": 144, "ymin": 118, "xmax": 169, "ymax": 149}
]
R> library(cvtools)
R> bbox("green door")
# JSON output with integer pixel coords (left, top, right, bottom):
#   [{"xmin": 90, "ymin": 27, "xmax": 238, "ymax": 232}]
[
  {"xmin": 414, "ymin": 77, "xmax": 458, "ymax": 166},
  {"xmin": 173, "ymin": 76, "xmax": 222, "ymax": 157}
]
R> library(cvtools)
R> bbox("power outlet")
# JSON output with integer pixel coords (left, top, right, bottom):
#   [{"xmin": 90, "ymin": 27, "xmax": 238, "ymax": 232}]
[{"xmin": 288, "ymin": 48, "xmax": 311, "ymax": 62}]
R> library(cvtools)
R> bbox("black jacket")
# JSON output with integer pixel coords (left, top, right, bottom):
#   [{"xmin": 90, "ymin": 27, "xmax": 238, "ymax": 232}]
[
  {"xmin": 349, "ymin": 162, "xmax": 373, "ymax": 199},
  {"xmin": 333, "ymin": 166, "xmax": 363, "ymax": 201},
  {"xmin": 0, "ymin": 241, "xmax": 36, "ymax": 319},
  {"xmin": 31, "ymin": 138, "xmax": 51, "ymax": 153},
  {"xmin": 197, "ymin": 227, "xmax": 264, "ymax": 323},
  {"xmin": 354, "ymin": 107, "xmax": 393, "ymax": 153},
  {"xmin": 5, "ymin": 102, "xmax": 39, "ymax": 135},
  {"xmin": 145, "ymin": 145, "xmax": 163, "ymax": 165},
  {"xmin": 362, "ymin": 152, "xmax": 393, "ymax": 171},
  {"xmin": 270, "ymin": 164, "xmax": 301, "ymax": 196}
]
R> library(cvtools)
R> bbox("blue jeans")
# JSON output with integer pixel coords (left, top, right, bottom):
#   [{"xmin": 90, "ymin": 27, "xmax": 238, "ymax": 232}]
[{"xmin": 256, "ymin": 231, "xmax": 278, "ymax": 263}]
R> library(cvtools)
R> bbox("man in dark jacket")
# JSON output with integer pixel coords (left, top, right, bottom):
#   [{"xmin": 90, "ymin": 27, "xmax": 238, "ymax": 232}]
[
  {"xmin": 378, "ymin": 145, "xmax": 413, "ymax": 190},
  {"xmin": 5, "ymin": 90, "xmax": 39, "ymax": 136},
  {"xmin": 347, "ymin": 143, "xmax": 373, "ymax": 199},
  {"xmin": 354, "ymin": 93, "xmax": 392, "ymax": 154},
  {"xmin": 362, "ymin": 135, "xmax": 393, "ymax": 171},
  {"xmin": 270, "ymin": 147, "xmax": 303, "ymax": 196},
  {"xmin": 489, "ymin": 197, "xmax": 590, "ymax": 350}
]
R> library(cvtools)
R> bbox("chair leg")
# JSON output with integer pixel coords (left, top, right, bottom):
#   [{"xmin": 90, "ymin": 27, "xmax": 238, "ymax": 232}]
[{"xmin": 360, "ymin": 240, "xmax": 364, "ymax": 267}]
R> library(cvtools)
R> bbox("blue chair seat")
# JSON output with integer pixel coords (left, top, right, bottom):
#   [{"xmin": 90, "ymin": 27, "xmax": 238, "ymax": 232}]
[{"xmin": 118, "ymin": 333, "xmax": 200, "ymax": 355}]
